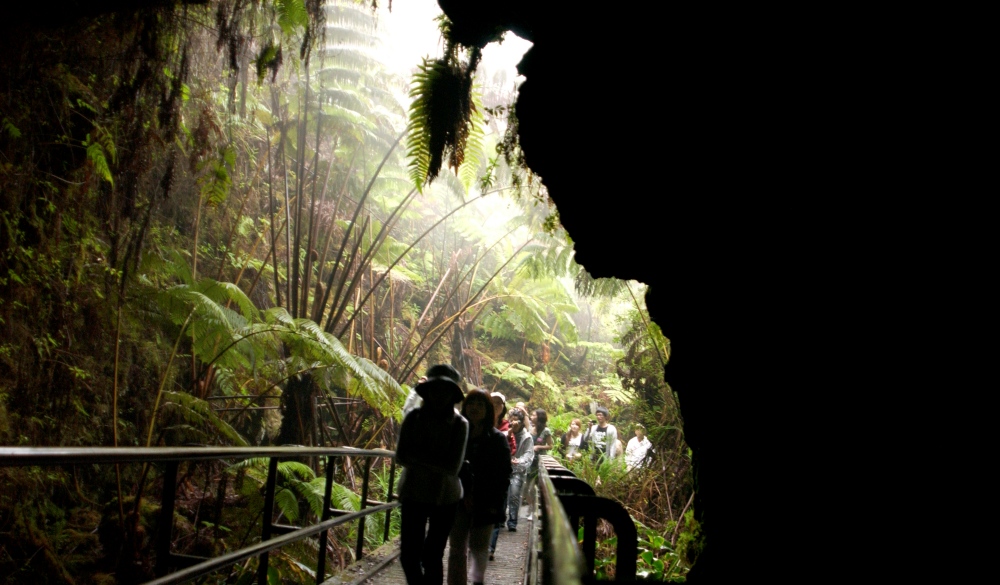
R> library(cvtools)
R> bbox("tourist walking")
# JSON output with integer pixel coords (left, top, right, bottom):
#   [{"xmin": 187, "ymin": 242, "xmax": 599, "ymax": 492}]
[
  {"xmin": 561, "ymin": 418, "xmax": 586, "ymax": 461},
  {"xmin": 581, "ymin": 406, "xmax": 619, "ymax": 462},
  {"xmin": 447, "ymin": 390, "xmax": 511, "ymax": 585},
  {"xmin": 523, "ymin": 409, "xmax": 553, "ymax": 519},
  {"xmin": 625, "ymin": 423, "xmax": 653, "ymax": 471},
  {"xmin": 395, "ymin": 365, "xmax": 469, "ymax": 585},
  {"xmin": 505, "ymin": 409, "xmax": 533, "ymax": 531},
  {"xmin": 488, "ymin": 392, "xmax": 514, "ymax": 560}
]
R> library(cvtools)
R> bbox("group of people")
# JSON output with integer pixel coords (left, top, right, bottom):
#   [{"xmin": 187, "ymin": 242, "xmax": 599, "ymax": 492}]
[
  {"xmin": 393, "ymin": 364, "xmax": 653, "ymax": 584},
  {"xmin": 559, "ymin": 407, "xmax": 654, "ymax": 471}
]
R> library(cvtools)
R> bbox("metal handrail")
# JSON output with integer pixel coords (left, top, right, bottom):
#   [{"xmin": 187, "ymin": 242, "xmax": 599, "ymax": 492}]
[
  {"xmin": 537, "ymin": 456, "xmax": 589, "ymax": 585},
  {"xmin": 0, "ymin": 445, "xmax": 392, "ymax": 465},
  {"xmin": 536, "ymin": 455, "xmax": 638, "ymax": 584},
  {"xmin": 0, "ymin": 446, "xmax": 398, "ymax": 585}
]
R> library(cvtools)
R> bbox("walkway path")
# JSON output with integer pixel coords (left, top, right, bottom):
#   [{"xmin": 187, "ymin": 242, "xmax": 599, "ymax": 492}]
[{"xmin": 322, "ymin": 505, "xmax": 535, "ymax": 585}]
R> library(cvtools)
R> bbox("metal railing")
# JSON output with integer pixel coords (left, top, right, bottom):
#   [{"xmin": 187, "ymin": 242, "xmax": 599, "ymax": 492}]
[
  {"xmin": 534, "ymin": 455, "xmax": 638, "ymax": 584},
  {"xmin": 0, "ymin": 446, "xmax": 398, "ymax": 585}
]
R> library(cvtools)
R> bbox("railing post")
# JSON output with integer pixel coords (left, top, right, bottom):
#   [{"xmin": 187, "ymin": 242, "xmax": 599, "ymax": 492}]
[
  {"xmin": 316, "ymin": 455, "xmax": 336, "ymax": 583},
  {"xmin": 382, "ymin": 457, "xmax": 395, "ymax": 543},
  {"xmin": 155, "ymin": 460, "xmax": 179, "ymax": 577},
  {"xmin": 582, "ymin": 515, "xmax": 597, "ymax": 574},
  {"xmin": 354, "ymin": 456, "xmax": 372, "ymax": 561},
  {"xmin": 258, "ymin": 457, "xmax": 279, "ymax": 585}
]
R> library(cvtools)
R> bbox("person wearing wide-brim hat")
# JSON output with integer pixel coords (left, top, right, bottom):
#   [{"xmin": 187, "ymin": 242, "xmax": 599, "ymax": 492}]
[
  {"xmin": 415, "ymin": 364, "xmax": 466, "ymax": 404},
  {"xmin": 395, "ymin": 364, "xmax": 469, "ymax": 585}
]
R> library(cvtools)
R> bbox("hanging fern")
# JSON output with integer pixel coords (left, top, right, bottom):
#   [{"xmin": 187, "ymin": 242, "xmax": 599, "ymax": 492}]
[
  {"xmin": 457, "ymin": 86, "xmax": 487, "ymax": 193},
  {"xmin": 406, "ymin": 46, "xmax": 483, "ymax": 192}
]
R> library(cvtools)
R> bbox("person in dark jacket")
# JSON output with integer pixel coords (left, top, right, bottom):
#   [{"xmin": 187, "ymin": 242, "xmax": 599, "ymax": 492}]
[
  {"xmin": 487, "ymin": 392, "xmax": 513, "ymax": 560},
  {"xmin": 447, "ymin": 389, "xmax": 512, "ymax": 585},
  {"xmin": 396, "ymin": 365, "xmax": 469, "ymax": 585}
]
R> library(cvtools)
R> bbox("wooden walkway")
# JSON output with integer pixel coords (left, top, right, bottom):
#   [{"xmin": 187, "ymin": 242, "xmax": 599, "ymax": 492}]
[{"xmin": 323, "ymin": 504, "xmax": 535, "ymax": 585}]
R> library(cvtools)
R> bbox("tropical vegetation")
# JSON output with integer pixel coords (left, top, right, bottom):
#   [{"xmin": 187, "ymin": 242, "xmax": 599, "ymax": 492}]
[{"xmin": 0, "ymin": 0, "xmax": 698, "ymax": 582}]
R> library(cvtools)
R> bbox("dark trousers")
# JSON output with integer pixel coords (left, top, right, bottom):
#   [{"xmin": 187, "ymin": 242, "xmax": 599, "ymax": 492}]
[{"xmin": 400, "ymin": 499, "xmax": 459, "ymax": 585}]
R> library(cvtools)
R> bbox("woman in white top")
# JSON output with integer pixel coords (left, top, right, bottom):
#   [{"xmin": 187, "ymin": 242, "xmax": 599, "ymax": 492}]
[{"xmin": 561, "ymin": 418, "xmax": 585, "ymax": 460}]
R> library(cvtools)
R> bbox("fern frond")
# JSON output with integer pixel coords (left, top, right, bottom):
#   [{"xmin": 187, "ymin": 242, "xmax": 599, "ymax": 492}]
[
  {"xmin": 274, "ymin": 487, "xmax": 301, "ymax": 523},
  {"xmin": 457, "ymin": 87, "xmax": 487, "ymax": 192},
  {"xmin": 161, "ymin": 391, "xmax": 249, "ymax": 446},
  {"xmin": 278, "ymin": 460, "xmax": 316, "ymax": 482}
]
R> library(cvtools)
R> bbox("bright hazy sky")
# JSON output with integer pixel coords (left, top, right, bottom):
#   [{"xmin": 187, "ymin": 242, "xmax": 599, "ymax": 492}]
[{"xmin": 373, "ymin": 0, "xmax": 532, "ymax": 82}]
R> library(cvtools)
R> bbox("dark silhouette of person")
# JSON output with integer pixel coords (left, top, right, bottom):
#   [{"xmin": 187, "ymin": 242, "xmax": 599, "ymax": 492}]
[{"xmin": 395, "ymin": 364, "xmax": 468, "ymax": 585}]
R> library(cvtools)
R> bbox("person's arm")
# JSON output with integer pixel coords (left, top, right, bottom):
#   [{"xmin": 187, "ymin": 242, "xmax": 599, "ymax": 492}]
[
  {"xmin": 534, "ymin": 429, "xmax": 554, "ymax": 452},
  {"xmin": 493, "ymin": 432, "xmax": 513, "ymax": 499},
  {"xmin": 394, "ymin": 410, "xmax": 419, "ymax": 468},
  {"xmin": 444, "ymin": 418, "xmax": 470, "ymax": 477},
  {"xmin": 513, "ymin": 435, "xmax": 534, "ymax": 473},
  {"xmin": 607, "ymin": 425, "xmax": 619, "ymax": 458}
]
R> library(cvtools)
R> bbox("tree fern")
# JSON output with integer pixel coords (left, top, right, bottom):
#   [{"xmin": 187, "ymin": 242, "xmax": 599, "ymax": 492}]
[{"xmin": 160, "ymin": 390, "xmax": 249, "ymax": 446}]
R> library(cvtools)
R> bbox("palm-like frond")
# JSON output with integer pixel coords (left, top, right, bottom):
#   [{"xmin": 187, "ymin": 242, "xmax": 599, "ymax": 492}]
[{"xmin": 160, "ymin": 391, "xmax": 249, "ymax": 446}]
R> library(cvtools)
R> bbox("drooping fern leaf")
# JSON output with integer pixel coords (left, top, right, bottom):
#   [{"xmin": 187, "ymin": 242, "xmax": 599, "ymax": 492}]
[
  {"xmin": 406, "ymin": 48, "xmax": 482, "ymax": 192},
  {"xmin": 457, "ymin": 86, "xmax": 487, "ymax": 193},
  {"xmin": 274, "ymin": 487, "xmax": 302, "ymax": 523}
]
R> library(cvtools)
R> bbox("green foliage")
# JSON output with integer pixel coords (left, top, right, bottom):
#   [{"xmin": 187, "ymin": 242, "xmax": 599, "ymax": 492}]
[
  {"xmin": 198, "ymin": 145, "xmax": 236, "ymax": 208},
  {"xmin": 0, "ymin": 0, "xmax": 694, "ymax": 579},
  {"xmin": 406, "ymin": 48, "xmax": 483, "ymax": 191},
  {"xmin": 159, "ymin": 390, "xmax": 249, "ymax": 446},
  {"xmin": 278, "ymin": 0, "xmax": 310, "ymax": 35},
  {"xmin": 634, "ymin": 523, "xmax": 689, "ymax": 582},
  {"xmin": 85, "ymin": 134, "xmax": 115, "ymax": 186}
]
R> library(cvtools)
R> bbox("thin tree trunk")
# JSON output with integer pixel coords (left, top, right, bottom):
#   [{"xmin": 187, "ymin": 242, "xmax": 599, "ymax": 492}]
[
  {"xmin": 281, "ymin": 117, "xmax": 292, "ymax": 310},
  {"xmin": 266, "ymin": 124, "xmax": 282, "ymax": 307},
  {"xmin": 329, "ymin": 188, "xmax": 417, "ymax": 336},
  {"xmin": 325, "ymin": 215, "xmax": 370, "ymax": 334},
  {"xmin": 311, "ymin": 145, "xmax": 355, "ymax": 322},
  {"xmin": 319, "ymin": 132, "xmax": 405, "ymax": 329},
  {"xmin": 336, "ymin": 191, "xmax": 494, "ymax": 340},
  {"xmin": 291, "ymin": 63, "xmax": 310, "ymax": 318},
  {"xmin": 398, "ymin": 240, "xmax": 531, "ymax": 382}
]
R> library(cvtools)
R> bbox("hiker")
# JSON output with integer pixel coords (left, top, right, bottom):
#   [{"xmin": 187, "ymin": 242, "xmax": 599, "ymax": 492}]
[
  {"xmin": 447, "ymin": 389, "xmax": 511, "ymax": 585},
  {"xmin": 490, "ymin": 392, "xmax": 515, "ymax": 454},
  {"xmin": 561, "ymin": 418, "xmax": 586, "ymax": 460},
  {"xmin": 395, "ymin": 365, "xmax": 468, "ymax": 585},
  {"xmin": 523, "ymin": 409, "xmax": 553, "ymax": 519},
  {"xmin": 625, "ymin": 423, "xmax": 653, "ymax": 471},
  {"xmin": 487, "ymin": 392, "xmax": 514, "ymax": 560},
  {"xmin": 581, "ymin": 406, "xmax": 619, "ymax": 461},
  {"xmin": 505, "ymin": 408, "xmax": 533, "ymax": 532},
  {"xmin": 402, "ymin": 375, "xmax": 428, "ymax": 416}
]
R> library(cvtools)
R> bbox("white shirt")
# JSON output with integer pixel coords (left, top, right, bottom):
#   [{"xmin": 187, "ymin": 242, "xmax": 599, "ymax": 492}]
[{"xmin": 625, "ymin": 436, "xmax": 652, "ymax": 470}]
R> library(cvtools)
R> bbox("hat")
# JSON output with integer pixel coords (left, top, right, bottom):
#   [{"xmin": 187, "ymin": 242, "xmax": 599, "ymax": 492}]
[
  {"xmin": 415, "ymin": 364, "xmax": 464, "ymax": 404},
  {"xmin": 490, "ymin": 392, "xmax": 508, "ymax": 417}
]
